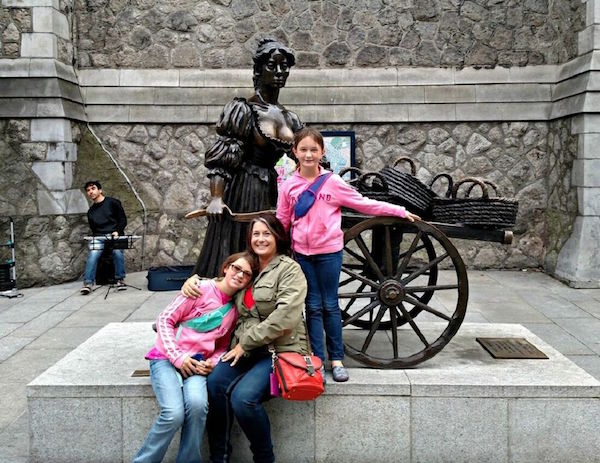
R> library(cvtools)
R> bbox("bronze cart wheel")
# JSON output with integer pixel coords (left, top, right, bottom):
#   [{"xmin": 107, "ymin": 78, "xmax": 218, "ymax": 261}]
[{"xmin": 340, "ymin": 217, "xmax": 468, "ymax": 368}]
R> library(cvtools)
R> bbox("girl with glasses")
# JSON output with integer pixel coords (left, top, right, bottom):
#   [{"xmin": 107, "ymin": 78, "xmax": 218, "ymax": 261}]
[
  {"xmin": 134, "ymin": 252, "xmax": 258, "ymax": 463},
  {"xmin": 182, "ymin": 214, "xmax": 309, "ymax": 463}
]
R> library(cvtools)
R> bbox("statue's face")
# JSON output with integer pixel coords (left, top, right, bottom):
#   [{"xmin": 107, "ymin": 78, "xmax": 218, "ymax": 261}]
[{"xmin": 259, "ymin": 50, "xmax": 290, "ymax": 89}]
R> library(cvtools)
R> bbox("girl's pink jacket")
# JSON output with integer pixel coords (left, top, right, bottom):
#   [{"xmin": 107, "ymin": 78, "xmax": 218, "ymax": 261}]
[
  {"xmin": 277, "ymin": 168, "xmax": 407, "ymax": 256},
  {"xmin": 145, "ymin": 280, "xmax": 238, "ymax": 368}
]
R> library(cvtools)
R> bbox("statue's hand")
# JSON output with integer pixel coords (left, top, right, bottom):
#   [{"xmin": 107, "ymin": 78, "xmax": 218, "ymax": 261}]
[{"xmin": 206, "ymin": 197, "xmax": 227, "ymax": 222}]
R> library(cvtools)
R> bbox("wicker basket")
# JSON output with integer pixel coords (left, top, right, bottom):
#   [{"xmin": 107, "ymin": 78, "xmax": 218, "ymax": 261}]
[
  {"xmin": 378, "ymin": 157, "xmax": 436, "ymax": 216},
  {"xmin": 431, "ymin": 177, "xmax": 518, "ymax": 229},
  {"xmin": 356, "ymin": 172, "xmax": 398, "ymax": 203},
  {"xmin": 338, "ymin": 167, "xmax": 364, "ymax": 188}
]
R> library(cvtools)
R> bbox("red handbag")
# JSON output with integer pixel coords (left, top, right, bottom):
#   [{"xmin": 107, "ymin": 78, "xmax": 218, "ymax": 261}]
[{"xmin": 272, "ymin": 352, "xmax": 324, "ymax": 401}]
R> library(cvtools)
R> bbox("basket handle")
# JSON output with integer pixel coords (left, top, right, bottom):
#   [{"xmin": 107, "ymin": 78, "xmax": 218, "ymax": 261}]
[
  {"xmin": 357, "ymin": 172, "xmax": 389, "ymax": 192},
  {"xmin": 465, "ymin": 179, "xmax": 499, "ymax": 198},
  {"xmin": 452, "ymin": 177, "xmax": 489, "ymax": 199},
  {"xmin": 338, "ymin": 167, "xmax": 363, "ymax": 185},
  {"xmin": 392, "ymin": 156, "xmax": 417, "ymax": 175},
  {"xmin": 429, "ymin": 173, "xmax": 454, "ymax": 198}
]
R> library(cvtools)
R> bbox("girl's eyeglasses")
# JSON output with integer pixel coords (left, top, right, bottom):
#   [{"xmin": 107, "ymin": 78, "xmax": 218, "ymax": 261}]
[{"xmin": 230, "ymin": 263, "xmax": 252, "ymax": 279}]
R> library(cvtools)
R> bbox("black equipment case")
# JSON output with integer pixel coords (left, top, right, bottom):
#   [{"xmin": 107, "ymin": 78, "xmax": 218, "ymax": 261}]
[{"xmin": 146, "ymin": 265, "xmax": 195, "ymax": 291}]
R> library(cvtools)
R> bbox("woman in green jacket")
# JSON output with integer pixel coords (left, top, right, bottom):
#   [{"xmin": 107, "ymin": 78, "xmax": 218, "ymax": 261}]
[{"xmin": 182, "ymin": 213, "xmax": 308, "ymax": 463}]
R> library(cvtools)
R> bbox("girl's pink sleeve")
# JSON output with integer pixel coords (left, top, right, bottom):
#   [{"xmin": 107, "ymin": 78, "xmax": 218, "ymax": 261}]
[
  {"xmin": 335, "ymin": 176, "xmax": 407, "ymax": 218},
  {"xmin": 276, "ymin": 183, "xmax": 293, "ymax": 232},
  {"xmin": 156, "ymin": 294, "xmax": 200, "ymax": 367}
]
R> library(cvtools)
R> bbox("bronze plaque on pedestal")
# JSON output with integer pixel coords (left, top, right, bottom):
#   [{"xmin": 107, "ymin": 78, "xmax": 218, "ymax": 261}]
[
  {"xmin": 476, "ymin": 337, "xmax": 548, "ymax": 359},
  {"xmin": 131, "ymin": 369, "xmax": 150, "ymax": 377}
]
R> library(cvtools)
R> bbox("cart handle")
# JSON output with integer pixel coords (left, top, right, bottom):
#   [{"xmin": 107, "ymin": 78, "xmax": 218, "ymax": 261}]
[
  {"xmin": 465, "ymin": 179, "xmax": 499, "ymax": 198},
  {"xmin": 452, "ymin": 177, "xmax": 489, "ymax": 199},
  {"xmin": 338, "ymin": 167, "xmax": 363, "ymax": 185},
  {"xmin": 429, "ymin": 173, "xmax": 454, "ymax": 198},
  {"xmin": 357, "ymin": 172, "xmax": 389, "ymax": 192},
  {"xmin": 392, "ymin": 156, "xmax": 417, "ymax": 175}
]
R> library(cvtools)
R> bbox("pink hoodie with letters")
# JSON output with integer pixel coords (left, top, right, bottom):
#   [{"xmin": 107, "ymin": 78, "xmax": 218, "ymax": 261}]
[{"xmin": 277, "ymin": 168, "xmax": 407, "ymax": 256}]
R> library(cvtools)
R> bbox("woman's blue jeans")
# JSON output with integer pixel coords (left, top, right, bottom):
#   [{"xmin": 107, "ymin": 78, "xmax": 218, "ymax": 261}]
[
  {"xmin": 295, "ymin": 250, "xmax": 345, "ymax": 362},
  {"xmin": 83, "ymin": 236, "xmax": 125, "ymax": 284},
  {"xmin": 206, "ymin": 355, "xmax": 274, "ymax": 463},
  {"xmin": 133, "ymin": 360, "xmax": 208, "ymax": 463}
]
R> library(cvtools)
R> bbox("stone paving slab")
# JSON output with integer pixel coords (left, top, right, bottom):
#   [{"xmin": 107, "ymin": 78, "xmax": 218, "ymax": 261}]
[{"xmin": 0, "ymin": 270, "xmax": 598, "ymax": 460}]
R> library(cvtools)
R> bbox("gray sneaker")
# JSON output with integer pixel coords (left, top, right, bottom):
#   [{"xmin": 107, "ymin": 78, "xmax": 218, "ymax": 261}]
[
  {"xmin": 80, "ymin": 285, "xmax": 92, "ymax": 296},
  {"xmin": 332, "ymin": 365, "xmax": 349, "ymax": 382},
  {"xmin": 116, "ymin": 280, "xmax": 127, "ymax": 291}
]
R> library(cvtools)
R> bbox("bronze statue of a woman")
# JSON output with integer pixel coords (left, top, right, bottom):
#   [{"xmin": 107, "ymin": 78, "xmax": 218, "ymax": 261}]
[{"xmin": 194, "ymin": 38, "xmax": 303, "ymax": 276}]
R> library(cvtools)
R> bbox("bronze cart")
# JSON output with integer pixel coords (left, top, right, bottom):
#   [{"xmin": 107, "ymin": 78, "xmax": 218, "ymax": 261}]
[{"xmin": 339, "ymin": 212, "xmax": 512, "ymax": 368}]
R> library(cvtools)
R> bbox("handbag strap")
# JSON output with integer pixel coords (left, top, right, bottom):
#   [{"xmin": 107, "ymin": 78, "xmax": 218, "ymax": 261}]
[{"xmin": 255, "ymin": 297, "xmax": 314, "ymax": 360}]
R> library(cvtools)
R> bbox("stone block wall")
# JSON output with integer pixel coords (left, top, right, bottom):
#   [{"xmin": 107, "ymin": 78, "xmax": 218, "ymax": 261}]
[
  {"xmin": 0, "ymin": 5, "xmax": 32, "ymax": 57},
  {"xmin": 73, "ymin": 0, "xmax": 584, "ymax": 69},
  {"xmin": 0, "ymin": 0, "xmax": 74, "ymax": 64},
  {"xmin": 86, "ymin": 119, "xmax": 574, "ymax": 271}
]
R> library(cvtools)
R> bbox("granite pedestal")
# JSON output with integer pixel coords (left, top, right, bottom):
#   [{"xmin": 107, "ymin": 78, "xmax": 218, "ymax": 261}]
[{"xmin": 27, "ymin": 322, "xmax": 600, "ymax": 463}]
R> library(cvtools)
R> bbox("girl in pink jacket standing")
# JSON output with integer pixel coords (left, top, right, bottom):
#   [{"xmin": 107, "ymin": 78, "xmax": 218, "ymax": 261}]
[
  {"xmin": 134, "ymin": 251, "xmax": 257, "ymax": 463},
  {"xmin": 276, "ymin": 127, "xmax": 419, "ymax": 382}
]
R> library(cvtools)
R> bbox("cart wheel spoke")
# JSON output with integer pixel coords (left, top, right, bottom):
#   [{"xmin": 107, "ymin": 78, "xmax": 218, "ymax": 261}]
[
  {"xmin": 402, "ymin": 252, "xmax": 449, "ymax": 285},
  {"xmin": 389, "ymin": 305, "xmax": 398, "ymax": 358},
  {"xmin": 361, "ymin": 305, "xmax": 387, "ymax": 352},
  {"xmin": 355, "ymin": 234, "xmax": 385, "ymax": 281},
  {"xmin": 338, "ymin": 276, "xmax": 354, "ymax": 288},
  {"xmin": 397, "ymin": 243, "xmax": 427, "ymax": 262},
  {"xmin": 397, "ymin": 302, "xmax": 429, "ymax": 347},
  {"xmin": 339, "ymin": 291, "xmax": 377, "ymax": 299},
  {"xmin": 340, "ymin": 265, "xmax": 379, "ymax": 288},
  {"xmin": 404, "ymin": 294, "xmax": 452, "ymax": 322},
  {"xmin": 342, "ymin": 299, "xmax": 380, "ymax": 327},
  {"xmin": 340, "ymin": 282, "xmax": 366, "ymax": 313},
  {"xmin": 405, "ymin": 284, "xmax": 459, "ymax": 293},
  {"xmin": 396, "ymin": 230, "xmax": 423, "ymax": 279},
  {"xmin": 343, "ymin": 245, "xmax": 367, "ymax": 266}
]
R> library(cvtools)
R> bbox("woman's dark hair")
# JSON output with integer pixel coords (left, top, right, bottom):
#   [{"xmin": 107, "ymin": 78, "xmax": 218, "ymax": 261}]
[
  {"xmin": 293, "ymin": 126, "xmax": 324, "ymax": 150},
  {"xmin": 252, "ymin": 38, "xmax": 295, "ymax": 90},
  {"xmin": 246, "ymin": 213, "xmax": 291, "ymax": 256},
  {"xmin": 220, "ymin": 251, "xmax": 259, "ymax": 279}
]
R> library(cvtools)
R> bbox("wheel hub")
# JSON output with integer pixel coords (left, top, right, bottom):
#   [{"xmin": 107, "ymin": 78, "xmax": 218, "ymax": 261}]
[{"xmin": 378, "ymin": 279, "xmax": 405, "ymax": 306}]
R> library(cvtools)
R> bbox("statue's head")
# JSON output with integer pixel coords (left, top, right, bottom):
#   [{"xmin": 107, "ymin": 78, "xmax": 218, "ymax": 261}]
[{"xmin": 253, "ymin": 38, "xmax": 296, "ymax": 90}]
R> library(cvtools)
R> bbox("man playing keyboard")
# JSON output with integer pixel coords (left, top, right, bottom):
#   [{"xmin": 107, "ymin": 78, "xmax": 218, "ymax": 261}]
[{"xmin": 81, "ymin": 180, "xmax": 128, "ymax": 295}]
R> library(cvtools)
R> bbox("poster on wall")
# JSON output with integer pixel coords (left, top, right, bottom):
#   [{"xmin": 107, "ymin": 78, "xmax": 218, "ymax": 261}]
[
  {"xmin": 321, "ymin": 130, "xmax": 356, "ymax": 177},
  {"xmin": 275, "ymin": 130, "xmax": 357, "ymax": 192}
]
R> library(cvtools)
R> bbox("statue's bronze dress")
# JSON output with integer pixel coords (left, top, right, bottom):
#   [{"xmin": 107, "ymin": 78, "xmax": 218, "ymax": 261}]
[{"xmin": 195, "ymin": 96, "xmax": 303, "ymax": 276}]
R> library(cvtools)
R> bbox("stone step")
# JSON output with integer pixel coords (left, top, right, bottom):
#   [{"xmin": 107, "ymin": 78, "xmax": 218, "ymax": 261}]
[{"xmin": 27, "ymin": 322, "xmax": 600, "ymax": 463}]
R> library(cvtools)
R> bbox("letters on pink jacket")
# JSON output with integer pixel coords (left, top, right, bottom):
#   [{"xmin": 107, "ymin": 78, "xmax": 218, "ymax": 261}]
[
  {"xmin": 146, "ymin": 280, "xmax": 238, "ymax": 368},
  {"xmin": 277, "ymin": 168, "xmax": 407, "ymax": 256}
]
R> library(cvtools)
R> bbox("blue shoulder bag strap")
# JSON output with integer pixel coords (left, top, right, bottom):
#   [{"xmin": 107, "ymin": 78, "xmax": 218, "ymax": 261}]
[{"xmin": 293, "ymin": 172, "xmax": 333, "ymax": 220}]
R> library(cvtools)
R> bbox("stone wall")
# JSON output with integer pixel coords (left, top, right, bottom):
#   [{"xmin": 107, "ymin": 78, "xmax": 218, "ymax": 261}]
[
  {"xmin": 0, "ymin": 5, "xmax": 32, "ymax": 57},
  {"xmin": 74, "ymin": 0, "xmax": 585, "ymax": 69},
  {"xmin": 544, "ymin": 117, "xmax": 578, "ymax": 273},
  {"xmin": 86, "ymin": 120, "xmax": 556, "ymax": 272}
]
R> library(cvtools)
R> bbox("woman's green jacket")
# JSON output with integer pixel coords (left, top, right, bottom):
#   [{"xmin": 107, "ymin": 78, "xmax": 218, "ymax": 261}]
[{"xmin": 232, "ymin": 254, "xmax": 309, "ymax": 355}]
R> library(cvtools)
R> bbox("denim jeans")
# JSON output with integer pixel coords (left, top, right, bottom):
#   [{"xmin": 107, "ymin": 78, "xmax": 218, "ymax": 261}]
[
  {"xmin": 83, "ymin": 236, "xmax": 125, "ymax": 284},
  {"xmin": 133, "ymin": 359, "xmax": 208, "ymax": 463},
  {"xmin": 206, "ymin": 355, "xmax": 274, "ymax": 463},
  {"xmin": 295, "ymin": 250, "xmax": 344, "ymax": 362}
]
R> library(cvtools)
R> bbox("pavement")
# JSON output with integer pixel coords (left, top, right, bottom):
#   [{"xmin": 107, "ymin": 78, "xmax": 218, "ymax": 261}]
[{"xmin": 0, "ymin": 269, "xmax": 599, "ymax": 463}]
